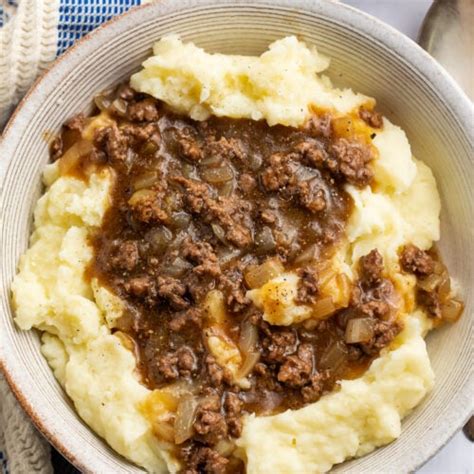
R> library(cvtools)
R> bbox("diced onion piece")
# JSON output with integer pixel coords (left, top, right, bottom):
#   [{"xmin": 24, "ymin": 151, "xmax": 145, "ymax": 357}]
[
  {"xmin": 94, "ymin": 94, "xmax": 112, "ymax": 112},
  {"xmin": 217, "ymin": 247, "xmax": 242, "ymax": 265},
  {"xmin": 320, "ymin": 341, "xmax": 348, "ymax": 370},
  {"xmin": 244, "ymin": 258, "xmax": 284, "ymax": 289},
  {"xmin": 218, "ymin": 180, "xmax": 235, "ymax": 197},
  {"xmin": 111, "ymin": 98, "xmax": 127, "ymax": 116},
  {"xmin": 239, "ymin": 320, "xmax": 258, "ymax": 354},
  {"xmin": 345, "ymin": 318, "xmax": 374, "ymax": 343},
  {"xmin": 236, "ymin": 351, "xmax": 260, "ymax": 379},
  {"xmin": 58, "ymin": 139, "xmax": 93, "ymax": 175},
  {"xmin": 132, "ymin": 171, "xmax": 158, "ymax": 191},
  {"xmin": 255, "ymin": 227, "xmax": 276, "ymax": 254},
  {"xmin": 201, "ymin": 154, "xmax": 223, "ymax": 167},
  {"xmin": 182, "ymin": 163, "xmax": 195, "ymax": 178},
  {"xmin": 174, "ymin": 395, "xmax": 198, "ymax": 444},
  {"xmin": 114, "ymin": 331, "xmax": 136, "ymax": 352},
  {"xmin": 128, "ymin": 188, "xmax": 155, "ymax": 207},
  {"xmin": 170, "ymin": 211, "xmax": 191, "ymax": 230},
  {"xmin": 294, "ymin": 244, "xmax": 320, "ymax": 265},
  {"xmin": 215, "ymin": 439, "xmax": 235, "ymax": 457},
  {"xmin": 417, "ymin": 273, "xmax": 443, "ymax": 292},
  {"xmin": 146, "ymin": 227, "xmax": 172, "ymax": 254},
  {"xmin": 140, "ymin": 141, "xmax": 159, "ymax": 155},
  {"xmin": 211, "ymin": 223, "xmax": 227, "ymax": 244},
  {"xmin": 203, "ymin": 290, "xmax": 226, "ymax": 325},
  {"xmin": 440, "ymin": 299, "xmax": 464, "ymax": 323},
  {"xmin": 249, "ymin": 153, "xmax": 263, "ymax": 171},
  {"xmin": 335, "ymin": 273, "xmax": 351, "ymax": 308},
  {"xmin": 163, "ymin": 257, "xmax": 192, "ymax": 277},
  {"xmin": 153, "ymin": 420, "xmax": 175, "ymax": 443},
  {"xmin": 201, "ymin": 164, "xmax": 233, "ymax": 184},
  {"xmin": 433, "ymin": 260, "xmax": 447, "ymax": 276},
  {"xmin": 438, "ymin": 274, "xmax": 451, "ymax": 300},
  {"xmin": 312, "ymin": 296, "xmax": 336, "ymax": 320}
]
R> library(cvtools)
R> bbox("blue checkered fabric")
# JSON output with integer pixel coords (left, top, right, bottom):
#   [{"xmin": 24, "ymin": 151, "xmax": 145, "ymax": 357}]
[
  {"xmin": 0, "ymin": 450, "xmax": 8, "ymax": 474},
  {"xmin": 57, "ymin": 0, "xmax": 141, "ymax": 54},
  {"xmin": 0, "ymin": 0, "xmax": 18, "ymax": 27}
]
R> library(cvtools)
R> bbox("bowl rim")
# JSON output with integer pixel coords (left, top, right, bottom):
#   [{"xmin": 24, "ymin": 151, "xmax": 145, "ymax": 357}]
[{"xmin": 0, "ymin": 0, "xmax": 472, "ymax": 472}]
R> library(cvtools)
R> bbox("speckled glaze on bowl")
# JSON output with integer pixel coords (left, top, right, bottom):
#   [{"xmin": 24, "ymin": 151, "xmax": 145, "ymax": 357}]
[{"xmin": 0, "ymin": 1, "xmax": 472, "ymax": 472}]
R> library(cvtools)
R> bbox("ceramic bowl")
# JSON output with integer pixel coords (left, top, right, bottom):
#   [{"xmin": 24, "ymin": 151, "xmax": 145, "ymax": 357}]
[{"xmin": 0, "ymin": 1, "xmax": 472, "ymax": 472}]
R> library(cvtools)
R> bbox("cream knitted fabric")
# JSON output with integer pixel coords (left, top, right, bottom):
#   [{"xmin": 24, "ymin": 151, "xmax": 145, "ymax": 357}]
[
  {"xmin": 0, "ymin": 0, "xmax": 59, "ymax": 127},
  {"xmin": 0, "ymin": 374, "xmax": 53, "ymax": 474}
]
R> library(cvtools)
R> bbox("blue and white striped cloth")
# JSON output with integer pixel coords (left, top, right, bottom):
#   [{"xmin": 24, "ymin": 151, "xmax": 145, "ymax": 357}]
[{"xmin": 56, "ymin": 0, "xmax": 141, "ymax": 54}]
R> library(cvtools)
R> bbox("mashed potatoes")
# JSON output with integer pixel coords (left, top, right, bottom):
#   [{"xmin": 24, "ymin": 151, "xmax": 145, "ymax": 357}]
[
  {"xmin": 12, "ymin": 36, "xmax": 442, "ymax": 473},
  {"xmin": 131, "ymin": 36, "xmax": 372, "ymax": 127}
]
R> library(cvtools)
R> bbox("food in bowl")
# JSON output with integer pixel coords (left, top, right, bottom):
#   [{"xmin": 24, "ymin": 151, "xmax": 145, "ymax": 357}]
[{"xmin": 11, "ymin": 36, "xmax": 464, "ymax": 473}]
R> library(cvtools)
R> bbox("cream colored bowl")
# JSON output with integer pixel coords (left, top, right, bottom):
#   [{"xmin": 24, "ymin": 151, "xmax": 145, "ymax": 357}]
[{"xmin": 0, "ymin": 1, "xmax": 472, "ymax": 472}]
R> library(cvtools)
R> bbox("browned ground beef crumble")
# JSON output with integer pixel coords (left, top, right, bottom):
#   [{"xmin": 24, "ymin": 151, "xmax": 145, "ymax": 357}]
[{"xmin": 52, "ymin": 84, "xmax": 460, "ymax": 473}]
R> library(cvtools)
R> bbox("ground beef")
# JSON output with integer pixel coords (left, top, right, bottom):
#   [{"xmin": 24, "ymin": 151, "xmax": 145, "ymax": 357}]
[
  {"xmin": 129, "ymin": 188, "xmax": 169, "ymax": 224},
  {"xmin": 176, "ymin": 346, "xmax": 197, "ymax": 377},
  {"xmin": 224, "ymin": 392, "xmax": 243, "ymax": 438},
  {"xmin": 296, "ymin": 266, "xmax": 319, "ymax": 304},
  {"xmin": 109, "ymin": 240, "xmax": 139, "ymax": 272},
  {"xmin": 94, "ymin": 124, "xmax": 128, "ymax": 162},
  {"xmin": 206, "ymin": 136, "xmax": 245, "ymax": 162},
  {"xmin": 359, "ymin": 249, "xmax": 384, "ymax": 285},
  {"xmin": 173, "ymin": 176, "xmax": 211, "ymax": 214},
  {"xmin": 157, "ymin": 352, "xmax": 179, "ymax": 380},
  {"xmin": 121, "ymin": 122, "xmax": 160, "ymax": 146},
  {"xmin": 417, "ymin": 289, "xmax": 441, "ymax": 318},
  {"xmin": 174, "ymin": 176, "xmax": 253, "ymax": 248},
  {"xmin": 126, "ymin": 98, "xmax": 160, "ymax": 122},
  {"xmin": 304, "ymin": 114, "xmax": 332, "ymax": 138},
  {"xmin": 176, "ymin": 128, "xmax": 203, "ymax": 162},
  {"xmin": 328, "ymin": 138, "xmax": 373, "ymax": 187},
  {"xmin": 360, "ymin": 320, "xmax": 402, "ymax": 355},
  {"xmin": 238, "ymin": 173, "xmax": 256, "ymax": 193},
  {"xmin": 193, "ymin": 393, "xmax": 228, "ymax": 444},
  {"xmin": 400, "ymin": 244, "xmax": 435, "ymax": 277},
  {"xmin": 157, "ymin": 346, "xmax": 197, "ymax": 380},
  {"xmin": 262, "ymin": 327, "xmax": 298, "ymax": 364},
  {"xmin": 65, "ymin": 113, "xmax": 86, "ymax": 132},
  {"xmin": 182, "ymin": 446, "xmax": 228, "ymax": 474},
  {"xmin": 295, "ymin": 140, "xmax": 327, "ymax": 168},
  {"xmin": 359, "ymin": 106, "xmax": 383, "ymax": 129},
  {"xmin": 182, "ymin": 240, "xmax": 221, "ymax": 277},
  {"xmin": 169, "ymin": 308, "xmax": 203, "ymax": 332},
  {"xmin": 351, "ymin": 251, "xmax": 395, "ymax": 320},
  {"xmin": 124, "ymin": 275, "xmax": 156, "ymax": 299},
  {"xmin": 301, "ymin": 370, "xmax": 330, "ymax": 403},
  {"xmin": 351, "ymin": 277, "xmax": 394, "ymax": 320},
  {"xmin": 261, "ymin": 152, "xmax": 296, "ymax": 192},
  {"xmin": 205, "ymin": 355, "xmax": 232, "ymax": 387},
  {"xmin": 277, "ymin": 343, "xmax": 314, "ymax": 387},
  {"xmin": 50, "ymin": 136, "xmax": 63, "ymax": 161},
  {"xmin": 295, "ymin": 178, "xmax": 327, "ymax": 213},
  {"xmin": 218, "ymin": 269, "xmax": 249, "ymax": 313},
  {"xmin": 157, "ymin": 276, "xmax": 189, "ymax": 310}
]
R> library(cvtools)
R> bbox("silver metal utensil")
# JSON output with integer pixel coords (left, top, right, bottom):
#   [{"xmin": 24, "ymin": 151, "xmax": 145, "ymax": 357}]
[{"xmin": 419, "ymin": 0, "xmax": 473, "ymax": 99}]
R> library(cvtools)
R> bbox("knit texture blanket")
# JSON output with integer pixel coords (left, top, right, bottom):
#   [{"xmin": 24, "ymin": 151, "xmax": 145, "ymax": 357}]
[{"xmin": 0, "ymin": 0, "xmax": 140, "ymax": 128}]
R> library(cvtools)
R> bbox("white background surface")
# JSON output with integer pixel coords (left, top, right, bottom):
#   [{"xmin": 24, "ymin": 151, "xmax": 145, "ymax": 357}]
[{"xmin": 341, "ymin": 1, "xmax": 473, "ymax": 473}]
